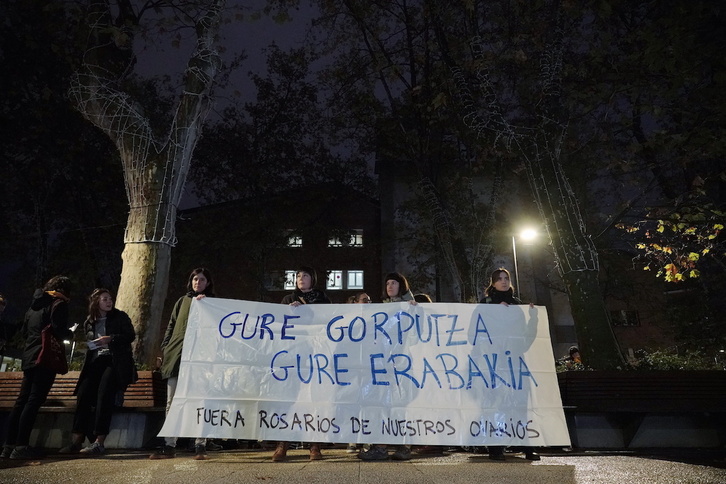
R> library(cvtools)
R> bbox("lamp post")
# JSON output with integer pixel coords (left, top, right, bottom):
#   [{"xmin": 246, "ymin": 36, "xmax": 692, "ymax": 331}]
[{"xmin": 512, "ymin": 228, "xmax": 538, "ymax": 297}]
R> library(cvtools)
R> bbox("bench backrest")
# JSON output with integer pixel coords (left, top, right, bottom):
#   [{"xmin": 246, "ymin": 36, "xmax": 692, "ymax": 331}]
[
  {"xmin": 0, "ymin": 371, "xmax": 166, "ymax": 409},
  {"xmin": 558, "ymin": 370, "xmax": 726, "ymax": 413}
]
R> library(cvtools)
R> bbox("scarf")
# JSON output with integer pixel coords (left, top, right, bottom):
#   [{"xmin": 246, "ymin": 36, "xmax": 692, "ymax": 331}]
[{"xmin": 484, "ymin": 289, "xmax": 521, "ymax": 305}]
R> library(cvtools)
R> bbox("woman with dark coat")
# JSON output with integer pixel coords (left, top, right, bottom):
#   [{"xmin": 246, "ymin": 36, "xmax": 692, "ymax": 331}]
[
  {"xmin": 59, "ymin": 288, "xmax": 136, "ymax": 455},
  {"xmin": 481, "ymin": 268, "xmax": 539, "ymax": 462},
  {"xmin": 2, "ymin": 275, "xmax": 74, "ymax": 460},
  {"xmin": 273, "ymin": 266, "xmax": 330, "ymax": 462},
  {"xmin": 280, "ymin": 266, "xmax": 331, "ymax": 306},
  {"xmin": 150, "ymin": 267, "xmax": 216, "ymax": 460},
  {"xmin": 358, "ymin": 272, "xmax": 417, "ymax": 462}
]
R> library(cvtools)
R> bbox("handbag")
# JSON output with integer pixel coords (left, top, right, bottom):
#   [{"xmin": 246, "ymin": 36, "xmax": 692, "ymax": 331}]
[{"xmin": 36, "ymin": 324, "xmax": 69, "ymax": 374}]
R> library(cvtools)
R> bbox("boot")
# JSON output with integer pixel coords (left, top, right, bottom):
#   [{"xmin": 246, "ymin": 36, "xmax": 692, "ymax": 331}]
[
  {"xmin": 309, "ymin": 444, "xmax": 322, "ymax": 460},
  {"xmin": 272, "ymin": 442, "xmax": 289, "ymax": 462}
]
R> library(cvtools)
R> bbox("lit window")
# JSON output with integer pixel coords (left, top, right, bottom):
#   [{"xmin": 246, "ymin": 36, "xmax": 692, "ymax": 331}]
[
  {"xmin": 264, "ymin": 272, "xmax": 285, "ymax": 290},
  {"xmin": 348, "ymin": 270, "xmax": 364, "ymax": 289},
  {"xmin": 328, "ymin": 229, "xmax": 364, "ymax": 247},
  {"xmin": 286, "ymin": 230, "xmax": 302, "ymax": 247},
  {"xmin": 284, "ymin": 271, "xmax": 296, "ymax": 290},
  {"xmin": 327, "ymin": 270, "xmax": 344, "ymax": 290},
  {"xmin": 350, "ymin": 230, "xmax": 364, "ymax": 247}
]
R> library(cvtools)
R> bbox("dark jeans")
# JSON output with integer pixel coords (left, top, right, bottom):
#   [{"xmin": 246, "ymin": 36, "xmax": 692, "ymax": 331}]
[
  {"xmin": 73, "ymin": 355, "xmax": 118, "ymax": 437},
  {"xmin": 4, "ymin": 366, "xmax": 57, "ymax": 447}
]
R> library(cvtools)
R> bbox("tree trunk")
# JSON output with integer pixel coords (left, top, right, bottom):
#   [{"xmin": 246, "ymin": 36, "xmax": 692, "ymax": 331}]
[
  {"xmin": 434, "ymin": 3, "xmax": 626, "ymax": 368},
  {"xmin": 116, "ymin": 241, "xmax": 171, "ymax": 366},
  {"xmin": 69, "ymin": 0, "xmax": 225, "ymax": 366},
  {"xmin": 527, "ymin": 127, "xmax": 626, "ymax": 370},
  {"xmin": 561, "ymin": 269, "xmax": 625, "ymax": 369}
]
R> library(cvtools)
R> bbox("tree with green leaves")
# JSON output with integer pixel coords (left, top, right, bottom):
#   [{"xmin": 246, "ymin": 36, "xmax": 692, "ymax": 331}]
[
  {"xmin": 572, "ymin": 1, "xmax": 726, "ymax": 283},
  {"xmin": 313, "ymin": 0, "xmax": 509, "ymax": 303},
  {"xmin": 190, "ymin": 44, "xmax": 373, "ymax": 205},
  {"xmin": 313, "ymin": 0, "xmax": 626, "ymax": 367}
]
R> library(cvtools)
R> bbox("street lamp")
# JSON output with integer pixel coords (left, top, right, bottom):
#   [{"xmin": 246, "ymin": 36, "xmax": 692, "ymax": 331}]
[{"xmin": 512, "ymin": 228, "xmax": 538, "ymax": 297}]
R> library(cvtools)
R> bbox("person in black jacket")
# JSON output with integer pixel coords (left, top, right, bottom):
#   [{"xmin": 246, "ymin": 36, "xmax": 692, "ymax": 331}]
[
  {"xmin": 273, "ymin": 266, "xmax": 330, "ymax": 462},
  {"xmin": 1, "ymin": 275, "xmax": 74, "ymax": 460},
  {"xmin": 280, "ymin": 266, "xmax": 331, "ymax": 306},
  {"xmin": 59, "ymin": 288, "xmax": 136, "ymax": 456},
  {"xmin": 480, "ymin": 268, "xmax": 539, "ymax": 462},
  {"xmin": 149, "ymin": 267, "xmax": 217, "ymax": 461}
]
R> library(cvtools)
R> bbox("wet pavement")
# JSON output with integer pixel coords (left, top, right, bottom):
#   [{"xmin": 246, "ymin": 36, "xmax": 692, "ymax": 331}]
[{"xmin": 1, "ymin": 447, "xmax": 725, "ymax": 484}]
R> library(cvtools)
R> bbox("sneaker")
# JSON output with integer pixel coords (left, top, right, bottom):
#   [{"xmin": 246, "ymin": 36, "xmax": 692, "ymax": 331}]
[
  {"xmin": 149, "ymin": 445, "xmax": 176, "ymax": 460},
  {"xmin": 391, "ymin": 446, "xmax": 411, "ymax": 461},
  {"xmin": 1, "ymin": 445, "xmax": 13, "ymax": 459},
  {"xmin": 59, "ymin": 442, "xmax": 83, "ymax": 454},
  {"xmin": 206, "ymin": 440, "xmax": 223, "ymax": 451},
  {"xmin": 194, "ymin": 443, "xmax": 208, "ymax": 460},
  {"xmin": 346, "ymin": 443, "xmax": 358, "ymax": 454},
  {"xmin": 79, "ymin": 442, "xmax": 105, "ymax": 456},
  {"xmin": 9, "ymin": 445, "xmax": 43, "ymax": 460},
  {"xmin": 358, "ymin": 445, "xmax": 389, "ymax": 461}
]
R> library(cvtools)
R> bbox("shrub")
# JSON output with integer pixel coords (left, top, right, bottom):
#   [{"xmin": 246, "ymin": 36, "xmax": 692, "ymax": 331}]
[{"xmin": 631, "ymin": 348, "xmax": 723, "ymax": 370}]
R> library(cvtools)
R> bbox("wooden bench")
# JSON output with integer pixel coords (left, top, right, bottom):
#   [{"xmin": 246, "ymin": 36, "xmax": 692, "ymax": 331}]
[
  {"xmin": 557, "ymin": 371, "xmax": 726, "ymax": 449},
  {"xmin": 0, "ymin": 370, "xmax": 167, "ymax": 449},
  {"xmin": 0, "ymin": 370, "xmax": 166, "ymax": 411}
]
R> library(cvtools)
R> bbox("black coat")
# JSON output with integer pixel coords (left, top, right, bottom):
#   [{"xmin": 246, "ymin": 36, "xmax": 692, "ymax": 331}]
[
  {"xmin": 480, "ymin": 289, "xmax": 523, "ymax": 305},
  {"xmin": 281, "ymin": 288, "xmax": 331, "ymax": 305},
  {"xmin": 20, "ymin": 290, "xmax": 73, "ymax": 371},
  {"xmin": 76, "ymin": 307, "xmax": 137, "ymax": 392}
]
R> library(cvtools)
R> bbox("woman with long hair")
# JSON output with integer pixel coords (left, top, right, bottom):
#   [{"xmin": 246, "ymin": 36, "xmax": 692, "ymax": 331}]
[
  {"xmin": 481, "ymin": 268, "xmax": 539, "ymax": 461},
  {"xmin": 150, "ymin": 267, "xmax": 216, "ymax": 461},
  {"xmin": 59, "ymin": 288, "xmax": 136, "ymax": 455},
  {"xmin": 273, "ymin": 266, "xmax": 330, "ymax": 462}
]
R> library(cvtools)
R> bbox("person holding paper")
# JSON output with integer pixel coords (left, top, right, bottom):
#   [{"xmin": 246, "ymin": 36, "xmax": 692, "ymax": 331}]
[
  {"xmin": 150, "ymin": 268, "xmax": 216, "ymax": 461},
  {"xmin": 480, "ymin": 268, "xmax": 540, "ymax": 461},
  {"xmin": 59, "ymin": 288, "xmax": 136, "ymax": 456},
  {"xmin": 273, "ymin": 266, "xmax": 330, "ymax": 462}
]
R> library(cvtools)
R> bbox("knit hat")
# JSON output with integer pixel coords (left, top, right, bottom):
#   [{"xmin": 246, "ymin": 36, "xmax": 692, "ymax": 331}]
[{"xmin": 383, "ymin": 272, "xmax": 410, "ymax": 295}]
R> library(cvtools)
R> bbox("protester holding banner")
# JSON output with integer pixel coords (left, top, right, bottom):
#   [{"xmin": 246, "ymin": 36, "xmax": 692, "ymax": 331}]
[
  {"xmin": 346, "ymin": 292, "xmax": 372, "ymax": 304},
  {"xmin": 358, "ymin": 272, "xmax": 417, "ymax": 462},
  {"xmin": 411, "ymin": 292, "xmax": 449, "ymax": 456},
  {"xmin": 281, "ymin": 266, "xmax": 331, "ymax": 306},
  {"xmin": 150, "ymin": 268, "xmax": 216, "ymax": 461},
  {"xmin": 59, "ymin": 288, "xmax": 137, "ymax": 456},
  {"xmin": 346, "ymin": 290, "xmax": 373, "ymax": 453},
  {"xmin": 480, "ymin": 268, "xmax": 540, "ymax": 461},
  {"xmin": 2, "ymin": 275, "xmax": 74, "ymax": 460},
  {"xmin": 380, "ymin": 272, "xmax": 415, "ymax": 304},
  {"xmin": 273, "ymin": 266, "xmax": 331, "ymax": 462}
]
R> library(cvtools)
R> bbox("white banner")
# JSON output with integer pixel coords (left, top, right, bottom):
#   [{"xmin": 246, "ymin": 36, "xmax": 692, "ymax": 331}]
[{"xmin": 158, "ymin": 299, "xmax": 571, "ymax": 447}]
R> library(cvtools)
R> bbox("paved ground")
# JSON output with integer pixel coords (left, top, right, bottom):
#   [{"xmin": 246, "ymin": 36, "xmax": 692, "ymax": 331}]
[{"xmin": 1, "ymin": 447, "xmax": 725, "ymax": 484}]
